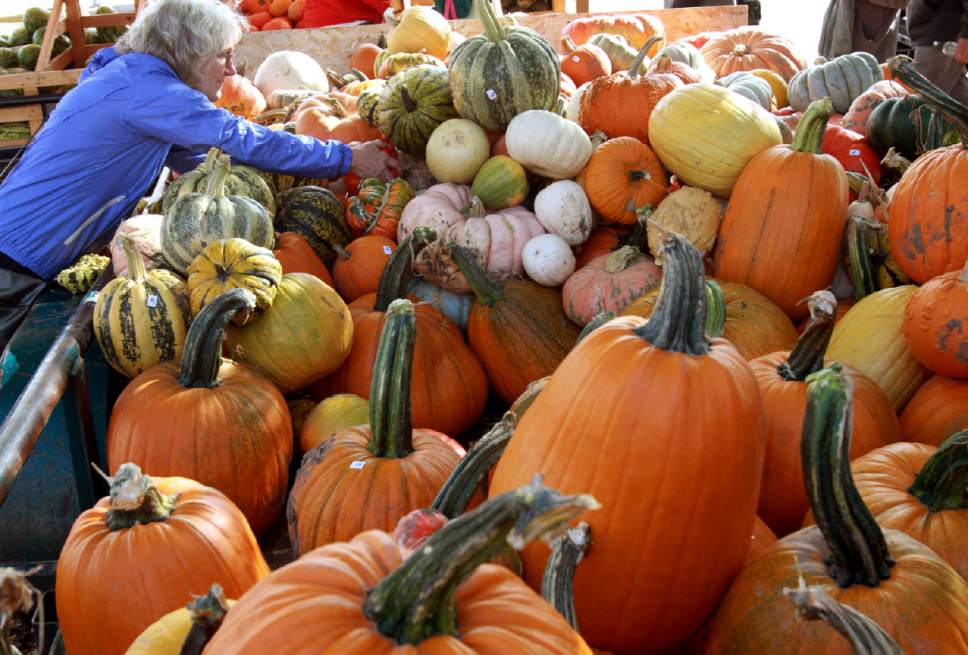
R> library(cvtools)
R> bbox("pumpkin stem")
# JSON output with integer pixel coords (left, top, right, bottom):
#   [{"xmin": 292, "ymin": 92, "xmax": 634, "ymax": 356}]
[
  {"xmin": 104, "ymin": 463, "xmax": 177, "ymax": 531},
  {"xmin": 541, "ymin": 522, "xmax": 591, "ymax": 632},
  {"xmin": 373, "ymin": 227, "xmax": 436, "ymax": 312},
  {"xmin": 204, "ymin": 155, "xmax": 232, "ymax": 197},
  {"xmin": 431, "ymin": 378, "xmax": 546, "ymax": 517},
  {"xmin": 478, "ymin": 0, "xmax": 508, "ymax": 43},
  {"xmin": 603, "ymin": 245, "xmax": 640, "ymax": 274},
  {"xmin": 778, "ymin": 291, "xmax": 837, "ymax": 381},
  {"xmin": 448, "ymin": 243, "xmax": 504, "ymax": 306},
  {"xmin": 367, "ymin": 299, "xmax": 416, "ymax": 459},
  {"xmin": 881, "ymin": 147, "xmax": 912, "ymax": 176},
  {"xmin": 332, "ymin": 243, "xmax": 351, "ymax": 260},
  {"xmin": 628, "ymin": 34, "xmax": 663, "ymax": 79},
  {"xmin": 363, "ymin": 476, "xmax": 599, "ymax": 645},
  {"xmin": 908, "ymin": 429, "xmax": 968, "ymax": 512},
  {"xmin": 704, "ymin": 279, "xmax": 726, "ymax": 339},
  {"xmin": 783, "ymin": 573, "xmax": 903, "ymax": 655},
  {"xmin": 888, "ymin": 55, "xmax": 968, "ymax": 145},
  {"xmin": 619, "ymin": 205, "xmax": 652, "ymax": 253},
  {"xmin": 561, "ymin": 35, "xmax": 578, "ymax": 54},
  {"xmin": 801, "ymin": 365, "xmax": 895, "ymax": 588},
  {"xmin": 845, "ymin": 216, "xmax": 885, "ymax": 301},
  {"xmin": 465, "ymin": 195, "xmax": 488, "ymax": 219},
  {"xmin": 179, "ymin": 584, "xmax": 230, "ymax": 655},
  {"xmin": 577, "ymin": 311, "xmax": 616, "ymax": 344},
  {"xmin": 791, "ymin": 98, "xmax": 833, "ymax": 154},
  {"xmin": 634, "ymin": 234, "xmax": 709, "ymax": 355},
  {"xmin": 199, "ymin": 147, "xmax": 221, "ymax": 172},
  {"xmin": 118, "ymin": 234, "xmax": 147, "ymax": 283},
  {"xmin": 177, "ymin": 288, "xmax": 256, "ymax": 389},
  {"xmin": 399, "ymin": 86, "xmax": 418, "ymax": 113}
]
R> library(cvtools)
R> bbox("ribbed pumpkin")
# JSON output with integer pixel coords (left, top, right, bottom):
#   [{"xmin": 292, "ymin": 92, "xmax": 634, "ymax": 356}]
[
  {"xmin": 107, "ymin": 290, "xmax": 293, "ymax": 534},
  {"xmin": 447, "ymin": 0, "xmax": 560, "ymax": 132},
  {"xmin": 207, "ymin": 480, "xmax": 596, "ymax": 654},
  {"xmin": 827, "ymin": 284, "xmax": 930, "ymax": 410},
  {"xmin": 186, "ymin": 238, "xmax": 282, "ymax": 317},
  {"xmin": 287, "ymin": 299, "xmax": 465, "ymax": 555},
  {"xmin": 749, "ymin": 292, "xmax": 900, "ymax": 536},
  {"xmin": 902, "ymin": 261, "xmax": 968, "ymax": 378},
  {"xmin": 580, "ymin": 137, "xmax": 668, "ymax": 224},
  {"xmin": 56, "ymin": 464, "xmax": 268, "ymax": 655},
  {"xmin": 376, "ymin": 65, "xmax": 458, "ymax": 155},
  {"xmin": 621, "ymin": 278, "xmax": 799, "ymax": 361},
  {"xmin": 491, "ymin": 235, "xmax": 765, "ymax": 653},
  {"xmin": 328, "ymin": 229, "xmax": 488, "ymax": 437},
  {"xmin": 275, "ymin": 185, "xmax": 352, "ymax": 264},
  {"xmin": 161, "ymin": 148, "xmax": 276, "ymax": 219},
  {"xmin": 298, "ymin": 392, "xmax": 369, "ymax": 454},
  {"xmin": 345, "ymin": 177, "xmax": 414, "ymax": 239},
  {"xmin": 505, "ymin": 109, "xmax": 594, "ymax": 180},
  {"xmin": 161, "ymin": 157, "xmax": 274, "ymax": 275},
  {"xmin": 225, "ymin": 273, "xmax": 353, "ymax": 392},
  {"xmin": 900, "ymin": 375, "xmax": 968, "ymax": 446},
  {"xmin": 713, "ymin": 99, "xmax": 848, "ymax": 320},
  {"xmin": 449, "ymin": 244, "xmax": 580, "ymax": 404},
  {"xmin": 703, "ymin": 365, "xmax": 968, "ymax": 655},
  {"xmin": 842, "ymin": 80, "xmax": 909, "ymax": 137},
  {"xmin": 126, "ymin": 584, "xmax": 234, "ymax": 655},
  {"xmin": 94, "ymin": 237, "xmax": 190, "ymax": 378},
  {"xmin": 562, "ymin": 245, "xmax": 662, "ymax": 326},
  {"xmin": 471, "ymin": 155, "xmax": 529, "ymax": 209},
  {"xmin": 332, "ymin": 235, "xmax": 396, "ymax": 302},
  {"xmin": 561, "ymin": 13, "xmax": 665, "ymax": 55},
  {"xmin": 787, "ymin": 51, "xmax": 882, "ymax": 113},
  {"xmin": 648, "ymin": 83, "xmax": 782, "ymax": 198},
  {"xmin": 273, "ymin": 231, "xmax": 334, "ymax": 286},
  {"xmin": 699, "ymin": 28, "xmax": 805, "ymax": 82},
  {"xmin": 560, "ymin": 36, "xmax": 611, "ymax": 86}
]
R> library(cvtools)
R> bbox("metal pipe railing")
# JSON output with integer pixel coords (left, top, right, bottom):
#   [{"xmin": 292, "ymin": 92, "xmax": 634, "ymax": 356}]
[{"xmin": 0, "ymin": 266, "xmax": 114, "ymax": 508}]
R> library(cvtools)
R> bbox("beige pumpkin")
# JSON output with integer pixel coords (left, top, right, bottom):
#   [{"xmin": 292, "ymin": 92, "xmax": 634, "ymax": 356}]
[
  {"xmin": 387, "ymin": 6, "xmax": 451, "ymax": 60},
  {"xmin": 646, "ymin": 186, "xmax": 724, "ymax": 261}
]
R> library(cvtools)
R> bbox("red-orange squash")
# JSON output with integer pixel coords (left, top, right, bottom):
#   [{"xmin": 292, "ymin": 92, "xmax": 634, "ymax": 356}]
[
  {"xmin": 332, "ymin": 235, "xmax": 396, "ymax": 303},
  {"xmin": 562, "ymin": 245, "xmax": 662, "ymax": 326},
  {"xmin": 273, "ymin": 231, "xmax": 334, "ymax": 287},
  {"xmin": 902, "ymin": 261, "xmax": 968, "ymax": 378}
]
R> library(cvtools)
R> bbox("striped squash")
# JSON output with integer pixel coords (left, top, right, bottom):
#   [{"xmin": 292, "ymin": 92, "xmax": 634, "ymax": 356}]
[
  {"xmin": 94, "ymin": 236, "xmax": 190, "ymax": 378},
  {"xmin": 376, "ymin": 65, "xmax": 458, "ymax": 156},
  {"xmin": 161, "ymin": 148, "xmax": 277, "ymax": 220},
  {"xmin": 187, "ymin": 238, "xmax": 283, "ymax": 317},
  {"xmin": 787, "ymin": 51, "xmax": 882, "ymax": 114},
  {"xmin": 161, "ymin": 156, "xmax": 274, "ymax": 275},
  {"xmin": 275, "ymin": 185, "xmax": 352, "ymax": 264},
  {"xmin": 471, "ymin": 155, "xmax": 529, "ymax": 209},
  {"xmin": 447, "ymin": 0, "xmax": 560, "ymax": 132}
]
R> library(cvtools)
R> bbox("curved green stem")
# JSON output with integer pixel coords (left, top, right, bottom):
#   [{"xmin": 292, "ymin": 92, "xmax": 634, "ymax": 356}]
[
  {"xmin": 791, "ymin": 98, "xmax": 833, "ymax": 154},
  {"xmin": 908, "ymin": 429, "xmax": 968, "ymax": 512},
  {"xmin": 778, "ymin": 291, "xmax": 836, "ymax": 381},
  {"xmin": 604, "ymin": 245, "xmax": 638, "ymax": 273},
  {"xmin": 105, "ymin": 463, "xmax": 177, "ymax": 531},
  {"xmin": 364, "ymin": 476, "xmax": 599, "ymax": 645},
  {"xmin": 180, "ymin": 584, "xmax": 230, "ymax": 655},
  {"xmin": 802, "ymin": 365, "xmax": 895, "ymax": 588},
  {"xmin": 541, "ymin": 522, "xmax": 591, "ymax": 632},
  {"xmin": 888, "ymin": 55, "xmax": 968, "ymax": 145},
  {"xmin": 628, "ymin": 34, "xmax": 663, "ymax": 78},
  {"xmin": 704, "ymin": 280, "xmax": 726, "ymax": 339},
  {"xmin": 368, "ymin": 299, "xmax": 416, "ymax": 459},
  {"xmin": 449, "ymin": 244, "xmax": 504, "ymax": 306},
  {"xmin": 204, "ymin": 155, "xmax": 232, "ymax": 197},
  {"xmin": 373, "ymin": 227, "xmax": 435, "ymax": 312},
  {"xmin": 478, "ymin": 0, "xmax": 507, "ymax": 43},
  {"xmin": 178, "ymin": 288, "xmax": 255, "ymax": 389},
  {"xmin": 846, "ymin": 216, "xmax": 884, "ymax": 301}
]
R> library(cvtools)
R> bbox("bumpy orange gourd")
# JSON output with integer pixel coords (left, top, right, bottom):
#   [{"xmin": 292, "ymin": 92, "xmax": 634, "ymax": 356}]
[
  {"xmin": 900, "ymin": 374, "xmax": 968, "ymax": 445},
  {"xmin": 902, "ymin": 260, "xmax": 968, "ymax": 378},
  {"xmin": 714, "ymin": 98, "xmax": 848, "ymax": 320},
  {"xmin": 580, "ymin": 137, "xmax": 668, "ymax": 224}
]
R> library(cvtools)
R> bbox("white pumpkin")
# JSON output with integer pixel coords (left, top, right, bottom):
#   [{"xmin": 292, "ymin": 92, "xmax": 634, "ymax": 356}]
[
  {"xmin": 533, "ymin": 181, "xmax": 593, "ymax": 246},
  {"xmin": 567, "ymin": 81, "xmax": 591, "ymax": 124},
  {"xmin": 522, "ymin": 234, "xmax": 576, "ymax": 287},
  {"xmin": 426, "ymin": 119, "xmax": 490, "ymax": 184},
  {"xmin": 505, "ymin": 110, "xmax": 593, "ymax": 179},
  {"xmin": 253, "ymin": 51, "xmax": 329, "ymax": 99}
]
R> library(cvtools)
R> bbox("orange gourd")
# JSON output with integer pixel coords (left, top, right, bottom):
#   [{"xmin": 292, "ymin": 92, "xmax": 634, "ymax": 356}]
[
  {"xmin": 266, "ymin": 0, "xmax": 290, "ymax": 17},
  {"xmin": 287, "ymin": 0, "xmax": 304, "ymax": 23},
  {"xmin": 899, "ymin": 374, "xmax": 968, "ymax": 446},
  {"xmin": 332, "ymin": 235, "xmax": 396, "ymax": 302},
  {"xmin": 351, "ymin": 41, "xmax": 383, "ymax": 78},
  {"xmin": 699, "ymin": 28, "xmax": 806, "ymax": 82},
  {"xmin": 215, "ymin": 75, "xmax": 267, "ymax": 120},
  {"xmin": 294, "ymin": 92, "xmax": 382, "ymax": 143},
  {"xmin": 580, "ymin": 137, "xmax": 668, "ymax": 224},
  {"xmin": 560, "ymin": 36, "xmax": 612, "ymax": 87},
  {"xmin": 261, "ymin": 17, "xmax": 291, "ymax": 30},
  {"xmin": 562, "ymin": 245, "xmax": 662, "ymax": 326},
  {"xmin": 273, "ymin": 231, "xmax": 334, "ymax": 287}
]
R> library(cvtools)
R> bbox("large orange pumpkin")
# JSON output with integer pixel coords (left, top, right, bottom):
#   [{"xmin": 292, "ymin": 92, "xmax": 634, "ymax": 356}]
[
  {"xmin": 207, "ymin": 480, "xmax": 598, "ymax": 654},
  {"xmin": 902, "ymin": 260, "xmax": 968, "ymax": 378},
  {"xmin": 491, "ymin": 235, "xmax": 765, "ymax": 653},
  {"xmin": 713, "ymin": 98, "xmax": 849, "ymax": 320},
  {"xmin": 699, "ymin": 28, "xmax": 806, "ymax": 82},
  {"xmin": 107, "ymin": 289, "xmax": 292, "ymax": 534},
  {"xmin": 704, "ymin": 366, "xmax": 968, "ymax": 654},
  {"xmin": 56, "ymin": 463, "xmax": 268, "ymax": 655},
  {"xmin": 900, "ymin": 374, "xmax": 968, "ymax": 445},
  {"xmin": 580, "ymin": 137, "xmax": 668, "ymax": 224},
  {"xmin": 749, "ymin": 291, "xmax": 901, "ymax": 536}
]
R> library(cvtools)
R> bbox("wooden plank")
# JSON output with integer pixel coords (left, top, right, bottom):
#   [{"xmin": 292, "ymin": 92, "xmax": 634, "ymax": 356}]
[
  {"xmin": 0, "ymin": 139, "xmax": 31, "ymax": 148},
  {"xmin": 0, "ymin": 106, "xmax": 43, "ymax": 123},
  {"xmin": 78, "ymin": 12, "xmax": 137, "ymax": 28},
  {"xmin": 234, "ymin": 6, "xmax": 747, "ymax": 77},
  {"xmin": 65, "ymin": 0, "xmax": 90, "ymax": 73},
  {"xmin": 0, "ymin": 69, "xmax": 82, "ymax": 92},
  {"xmin": 35, "ymin": 0, "xmax": 66, "ymax": 73}
]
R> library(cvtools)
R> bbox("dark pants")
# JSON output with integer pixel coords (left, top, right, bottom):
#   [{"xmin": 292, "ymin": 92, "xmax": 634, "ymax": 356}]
[
  {"xmin": 915, "ymin": 45, "xmax": 968, "ymax": 105},
  {"xmin": 854, "ymin": 1, "xmax": 900, "ymax": 62},
  {"xmin": 0, "ymin": 253, "xmax": 47, "ymax": 353}
]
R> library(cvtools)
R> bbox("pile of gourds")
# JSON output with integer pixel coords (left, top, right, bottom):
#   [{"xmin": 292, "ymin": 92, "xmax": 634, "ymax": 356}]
[{"xmin": 34, "ymin": 1, "xmax": 968, "ymax": 653}]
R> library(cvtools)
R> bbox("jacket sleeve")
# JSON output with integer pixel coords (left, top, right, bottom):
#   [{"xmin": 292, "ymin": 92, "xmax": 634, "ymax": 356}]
[
  {"xmin": 78, "ymin": 46, "xmax": 118, "ymax": 83},
  {"xmin": 123, "ymin": 82, "xmax": 353, "ymax": 179},
  {"xmin": 165, "ymin": 146, "xmax": 208, "ymax": 174}
]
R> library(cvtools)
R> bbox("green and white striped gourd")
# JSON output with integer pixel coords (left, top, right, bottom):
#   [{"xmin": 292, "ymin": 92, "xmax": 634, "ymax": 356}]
[
  {"xmin": 788, "ymin": 52, "xmax": 882, "ymax": 114},
  {"xmin": 376, "ymin": 65, "xmax": 459, "ymax": 156},
  {"xmin": 161, "ymin": 148, "xmax": 277, "ymax": 219}
]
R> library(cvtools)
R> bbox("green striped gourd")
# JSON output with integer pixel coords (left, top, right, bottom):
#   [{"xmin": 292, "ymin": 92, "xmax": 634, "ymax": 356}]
[
  {"xmin": 471, "ymin": 155, "xmax": 529, "ymax": 209},
  {"xmin": 94, "ymin": 236, "xmax": 190, "ymax": 377},
  {"xmin": 447, "ymin": 0, "xmax": 560, "ymax": 132},
  {"xmin": 275, "ymin": 185, "xmax": 352, "ymax": 264},
  {"xmin": 161, "ymin": 148, "xmax": 277, "ymax": 219},
  {"xmin": 788, "ymin": 52, "xmax": 882, "ymax": 114},
  {"xmin": 161, "ymin": 155, "xmax": 274, "ymax": 274},
  {"xmin": 376, "ymin": 65, "xmax": 459, "ymax": 156}
]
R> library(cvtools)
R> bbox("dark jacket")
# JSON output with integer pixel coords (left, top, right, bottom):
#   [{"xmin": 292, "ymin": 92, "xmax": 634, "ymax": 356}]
[{"xmin": 907, "ymin": 0, "xmax": 968, "ymax": 46}]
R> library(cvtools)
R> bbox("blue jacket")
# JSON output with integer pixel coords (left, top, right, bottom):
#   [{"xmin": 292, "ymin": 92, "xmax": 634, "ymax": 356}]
[{"xmin": 0, "ymin": 51, "xmax": 352, "ymax": 281}]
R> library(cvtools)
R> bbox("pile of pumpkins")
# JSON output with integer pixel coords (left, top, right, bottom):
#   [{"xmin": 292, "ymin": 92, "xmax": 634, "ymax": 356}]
[{"xmin": 38, "ymin": 2, "xmax": 968, "ymax": 654}]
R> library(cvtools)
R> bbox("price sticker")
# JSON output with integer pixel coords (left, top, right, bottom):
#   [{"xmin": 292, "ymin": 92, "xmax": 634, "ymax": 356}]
[
  {"xmin": 572, "ymin": 56, "xmax": 581, "ymax": 62},
  {"xmin": 848, "ymin": 148, "xmax": 861, "ymax": 156},
  {"xmin": 349, "ymin": 460, "xmax": 367, "ymax": 470},
  {"xmin": 82, "ymin": 290, "xmax": 99, "ymax": 305},
  {"xmin": 146, "ymin": 294, "xmax": 158, "ymax": 308},
  {"xmin": 383, "ymin": 245, "xmax": 393, "ymax": 255},
  {"xmin": 486, "ymin": 89, "xmax": 498, "ymax": 101}
]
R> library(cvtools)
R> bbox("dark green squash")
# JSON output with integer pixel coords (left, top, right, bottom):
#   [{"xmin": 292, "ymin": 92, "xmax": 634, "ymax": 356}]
[
  {"xmin": 867, "ymin": 95, "xmax": 960, "ymax": 159},
  {"xmin": 376, "ymin": 65, "xmax": 458, "ymax": 156},
  {"xmin": 274, "ymin": 185, "xmax": 352, "ymax": 265},
  {"xmin": 162, "ymin": 148, "xmax": 277, "ymax": 219},
  {"xmin": 447, "ymin": 0, "xmax": 560, "ymax": 132}
]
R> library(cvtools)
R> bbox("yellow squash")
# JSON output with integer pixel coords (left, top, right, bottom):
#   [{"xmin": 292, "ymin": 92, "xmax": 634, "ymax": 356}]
[
  {"xmin": 386, "ymin": 6, "xmax": 451, "ymax": 60},
  {"xmin": 298, "ymin": 393, "xmax": 370, "ymax": 453}
]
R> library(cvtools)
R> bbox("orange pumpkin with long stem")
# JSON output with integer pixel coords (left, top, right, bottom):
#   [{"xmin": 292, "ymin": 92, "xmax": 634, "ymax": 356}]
[
  {"xmin": 332, "ymin": 235, "xmax": 396, "ymax": 302},
  {"xmin": 560, "ymin": 36, "xmax": 612, "ymax": 86},
  {"xmin": 580, "ymin": 137, "xmax": 668, "ymax": 224},
  {"xmin": 704, "ymin": 365, "xmax": 968, "ymax": 654},
  {"xmin": 900, "ymin": 374, "xmax": 968, "ymax": 446},
  {"xmin": 713, "ymin": 98, "xmax": 849, "ymax": 320},
  {"xmin": 491, "ymin": 235, "xmax": 766, "ymax": 653},
  {"xmin": 106, "ymin": 289, "xmax": 292, "ymax": 534},
  {"xmin": 902, "ymin": 260, "xmax": 968, "ymax": 378},
  {"xmin": 749, "ymin": 291, "xmax": 900, "ymax": 536}
]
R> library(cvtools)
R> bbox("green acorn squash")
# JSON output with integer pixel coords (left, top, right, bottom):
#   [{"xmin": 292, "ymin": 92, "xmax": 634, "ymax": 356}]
[
  {"xmin": 471, "ymin": 155, "xmax": 529, "ymax": 209},
  {"xmin": 161, "ymin": 148, "xmax": 277, "ymax": 219},
  {"xmin": 376, "ymin": 65, "xmax": 458, "ymax": 156},
  {"xmin": 787, "ymin": 51, "xmax": 881, "ymax": 113},
  {"xmin": 867, "ymin": 95, "xmax": 960, "ymax": 159},
  {"xmin": 275, "ymin": 185, "xmax": 352, "ymax": 264}
]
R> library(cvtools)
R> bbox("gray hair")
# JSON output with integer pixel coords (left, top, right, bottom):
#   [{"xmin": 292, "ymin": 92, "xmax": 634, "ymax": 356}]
[{"xmin": 116, "ymin": 0, "xmax": 247, "ymax": 88}]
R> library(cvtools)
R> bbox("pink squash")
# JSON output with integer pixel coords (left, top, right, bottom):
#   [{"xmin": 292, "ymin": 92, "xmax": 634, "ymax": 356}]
[
  {"xmin": 561, "ymin": 245, "xmax": 662, "ymax": 325},
  {"xmin": 842, "ymin": 80, "xmax": 909, "ymax": 137}
]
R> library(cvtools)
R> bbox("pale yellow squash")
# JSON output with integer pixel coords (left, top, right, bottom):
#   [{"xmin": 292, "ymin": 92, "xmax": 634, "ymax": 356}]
[
  {"xmin": 749, "ymin": 68, "xmax": 789, "ymax": 108},
  {"xmin": 827, "ymin": 285, "xmax": 930, "ymax": 410},
  {"xmin": 299, "ymin": 393, "xmax": 370, "ymax": 453},
  {"xmin": 387, "ymin": 6, "xmax": 452, "ymax": 60},
  {"xmin": 126, "ymin": 600, "xmax": 236, "ymax": 654},
  {"xmin": 647, "ymin": 84, "xmax": 782, "ymax": 198}
]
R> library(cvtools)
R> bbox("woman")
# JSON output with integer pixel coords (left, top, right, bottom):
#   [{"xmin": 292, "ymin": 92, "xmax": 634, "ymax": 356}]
[{"xmin": 0, "ymin": 0, "xmax": 395, "ymax": 350}]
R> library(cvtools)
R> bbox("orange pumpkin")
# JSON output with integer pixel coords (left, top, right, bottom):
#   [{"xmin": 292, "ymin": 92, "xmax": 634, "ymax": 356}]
[
  {"xmin": 107, "ymin": 290, "xmax": 293, "ymax": 534},
  {"xmin": 247, "ymin": 11, "xmax": 272, "ymax": 29},
  {"xmin": 261, "ymin": 17, "xmax": 291, "ymax": 30},
  {"xmin": 266, "ymin": 0, "xmax": 290, "ymax": 17},
  {"xmin": 560, "ymin": 13, "xmax": 665, "ymax": 56},
  {"xmin": 699, "ymin": 28, "xmax": 806, "ymax": 82},
  {"xmin": 713, "ymin": 98, "xmax": 848, "ymax": 321},
  {"xmin": 573, "ymin": 224, "xmax": 630, "ymax": 269},
  {"xmin": 287, "ymin": 0, "xmax": 304, "ymax": 23},
  {"xmin": 273, "ymin": 231, "xmax": 334, "ymax": 287},
  {"xmin": 351, "ymin": 40, "xmax": 383, "ymax": 78},
  {"xmin": 560, "ymin": 36, "xmax": 612, "ymax": 87},
  {"xmin": 56, "ymin": 463, "xmax": 269, "ymax": 655},
  {"xmin": 746, "ymin": 516, "xmax": 777, "ymax": 565},
  {"xmin": 580, "ymin": 137, "xmax": 668, "ymax": 224},
  {"xmin": 902, "ymin": 261, "xmax": 968, "ymax": 378},
  {"xmin": 294, "ymin": 92, "xmax": 382, "ymax": 143},
  {"xmin": 900, "ymin": 374, "xmax": 968, "ymax": 446},
  {"xmin": 562, "ymin": 245, "xmax": 662, "ymax": 326},
  {"xmin": 215, "ymin": 75, "xmax": 267, "ymax": 120},
  {"xmin": 332, "ymin": 235, "xmax": 396, "ymax": 302}
]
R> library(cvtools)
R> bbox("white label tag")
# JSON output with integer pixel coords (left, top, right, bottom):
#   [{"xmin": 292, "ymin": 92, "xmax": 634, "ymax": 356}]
[
  {"xmin": 146, "ymin": 294, "xmax": 158, "ymax": 308},
  {"xmin": 349, "ymin": 460, "xmax": 367, "ymax": 470},
  {"xmin": 82, "ymin": 290, "xmax": 99, "ymax": 305},
  {"xmin": 848, "ymin": 148, "xmax": 861, "ymax": 156},
  {"xmin": 383, "ymin": 245, "xmax": 393, "ymax": 255},
  {"xmin": 485, "ymin": 89, "xmax": 497, "ymax": 101},
  {"xmin": 572, "ymin": 55, "xmax": 581, "ymax": 62}
]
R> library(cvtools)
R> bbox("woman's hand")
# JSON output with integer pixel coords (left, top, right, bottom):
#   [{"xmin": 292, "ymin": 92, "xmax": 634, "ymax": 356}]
[{"xmin": 348, "ymin": 141, "xmax": 399, "ymax": 180}]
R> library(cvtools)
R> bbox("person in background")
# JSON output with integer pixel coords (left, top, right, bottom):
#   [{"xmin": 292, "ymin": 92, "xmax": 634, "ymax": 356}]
[
  {"xmin": 0, "ymin": 0, "xmax": 396, "ymax": 352},
  {"xmin": 906, "ymin": 0, "xmax": 968, "ymax": 103},
  {"xmin": 302, "ymin": 0, "xmax": 434, "ymax": 28},
  {"xmin": 819, "ymin": 0, "xmax": 908, "ymax": 61}
]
